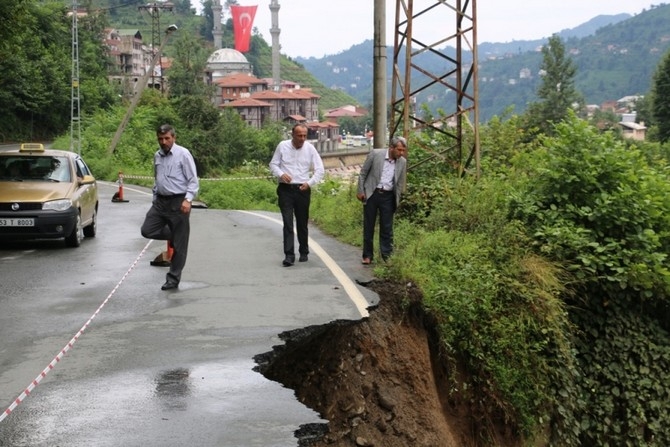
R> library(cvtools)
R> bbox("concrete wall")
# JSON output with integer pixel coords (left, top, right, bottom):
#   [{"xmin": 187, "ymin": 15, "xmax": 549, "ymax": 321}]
[{"xmin": 320, "ymin": 148, "xmax": 369, "ymax": 169}]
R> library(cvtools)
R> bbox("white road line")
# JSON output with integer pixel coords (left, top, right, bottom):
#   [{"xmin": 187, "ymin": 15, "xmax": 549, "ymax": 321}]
[
  {"xmin": 99, "ymin": 183, "xmax": 370, "ymax": 317},
  {"xmin": 100, "ymin": 182, "xmax": 370, "ymax": 316},
  {"xmin": 238, "ymin": 210, "xmax": 370, "ymax": 318}
]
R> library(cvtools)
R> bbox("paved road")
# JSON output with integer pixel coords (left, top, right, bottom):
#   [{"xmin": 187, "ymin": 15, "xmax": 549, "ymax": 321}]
[{"xmin": 0, "ymin": 181, "xmax": 377, "ymax": 446}]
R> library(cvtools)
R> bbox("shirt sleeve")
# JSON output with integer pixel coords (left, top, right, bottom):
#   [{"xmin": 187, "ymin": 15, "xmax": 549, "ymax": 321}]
[
  {"xmin": 269, "ymin": 144, "xmax": 284, "ymax": 179},
  {"xmin": 183, "ymin": 151, "xmax": 199, "ymax": 201},
  {"xmin": 357, "ymin": 151, "xmax": 374, "ymax": 193},
  {"xmin": 308, "ymin": 146, "xmax": 325, "ymax": 187}
]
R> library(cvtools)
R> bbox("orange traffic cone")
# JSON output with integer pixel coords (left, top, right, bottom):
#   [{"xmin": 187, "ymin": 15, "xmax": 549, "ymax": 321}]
[
  {"xmin": 111, "ymin": 171, "xmax": 129, "ymax": 203},
  {"xmin": 150, "ymin": 240, "xmax": 173, "ymax": 267},
  {"xmin": 167, "ymin": 240, "xmax": 174, "ymax": 260}
]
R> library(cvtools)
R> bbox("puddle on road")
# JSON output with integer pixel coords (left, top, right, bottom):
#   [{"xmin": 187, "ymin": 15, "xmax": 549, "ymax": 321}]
[{"xmin": 0, "ymin": 359, "xmax": 321, "ymax": 447}]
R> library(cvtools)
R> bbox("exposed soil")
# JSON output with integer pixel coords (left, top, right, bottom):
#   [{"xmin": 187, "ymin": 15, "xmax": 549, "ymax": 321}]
[{"xmin": 254, "ymin": 280, "xmax": 520, "ymax": 447}]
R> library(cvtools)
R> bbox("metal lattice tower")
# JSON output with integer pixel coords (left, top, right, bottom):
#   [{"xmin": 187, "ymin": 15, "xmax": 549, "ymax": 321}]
[
  {"xmin": 70, "ymin": 0, "xmax": 81, "ymax": 155},
  {"xmin": 139, "ymin": 2, "xmax": 174, "ymax": 91},
  {"xmin": 391, "ymin": 0, "xmax": 480, "ymax": 177}
]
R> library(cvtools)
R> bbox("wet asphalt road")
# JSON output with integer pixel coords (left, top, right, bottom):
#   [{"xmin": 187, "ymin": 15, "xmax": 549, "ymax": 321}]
[{"xmin": 0, "ymin": 181, "xmax": 377, "ymax": 446}]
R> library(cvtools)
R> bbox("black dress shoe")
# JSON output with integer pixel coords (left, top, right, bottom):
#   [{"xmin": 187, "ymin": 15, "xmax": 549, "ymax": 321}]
[
  {"xmin": 161, "ymin": 281, "xmax": 179, "ymax": 290},
  {"xmin": 299, "ymin": 254, "xmax": 308, "ymax": 262},
  {"xmin": 282, "ymin": 257, "xmax": 295, "ymax": 267}
]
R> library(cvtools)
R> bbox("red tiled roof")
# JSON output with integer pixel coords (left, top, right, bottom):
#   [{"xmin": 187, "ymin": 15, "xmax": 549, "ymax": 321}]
[
  {"xmin": 306, "ymin": 121, "xmax": 340, "ymax": 129},
  {"xmin": 214, "ymin": 73, "xmax": 268, "ymax": 88},
  {"xmin": 222, "ymin": 98, "xmax": 273, "ymax": 108},
  {"xmin": 251, "ymin": 89, "xmax": 320, "ymax": 100}
]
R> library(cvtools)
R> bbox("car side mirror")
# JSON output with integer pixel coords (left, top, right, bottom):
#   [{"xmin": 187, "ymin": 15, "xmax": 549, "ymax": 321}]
[{"xmin": 79, "ymin": 174, "xmax": 96, "ymax": 185}]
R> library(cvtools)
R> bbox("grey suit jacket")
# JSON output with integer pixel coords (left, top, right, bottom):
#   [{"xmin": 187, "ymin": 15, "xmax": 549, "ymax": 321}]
[{"xmin": 357, "ymin": 148, "xmax": 407, "ymax": 208}]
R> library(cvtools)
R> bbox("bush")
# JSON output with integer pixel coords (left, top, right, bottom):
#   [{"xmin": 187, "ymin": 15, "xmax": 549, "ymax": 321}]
[
  {"xmin": 509, "ymin": 112, "xmax": 670, "ymax": 445},
  {"xmin": 310, "ymin": 175, "xmax": 363, "ymax": 247}
]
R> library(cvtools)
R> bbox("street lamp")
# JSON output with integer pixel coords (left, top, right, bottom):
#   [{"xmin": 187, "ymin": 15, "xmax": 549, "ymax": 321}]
[{"xmin": 107, "ymin": 25, "xmax": 178, "ymax": 155}]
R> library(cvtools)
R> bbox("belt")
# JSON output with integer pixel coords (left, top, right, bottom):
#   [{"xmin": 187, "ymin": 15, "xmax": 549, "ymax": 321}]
[
  {"xmin": 375, "ymin": 188, "xmax": 393, "ymax": 194},
  {"xmin": 279, "ymin": 183, "xmax": 302, "ymax": 189},
  {"xmin": 156, "ymin": 193, "xmax": 186, "ymax": 199}
]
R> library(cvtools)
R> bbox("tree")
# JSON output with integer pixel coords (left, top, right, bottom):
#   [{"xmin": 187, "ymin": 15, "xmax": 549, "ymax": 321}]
[
  {"xmin": 199, "ymin": 0, "xmax": 214, "ymax": 42},
  {"xmin": 524, "ymin": 35, "xmax": 583, "ymax": 136},
  {"xmin": 0, "ymin": 2, "xmax": 72, "ymax": 139},
  {"xmin": 167, "ymin": 32, "xmax": 211, "ymax": 97},
  {"xmin": 0, "ymin": 1, "xmax": 116, "ymax": 141},
  {"xmin": 172, "ymin": 0, "xmax": 194, "ymax": 15},
  {"xmin": 635, "ymin": 93, "xmax": 654, "ymax": 127},
  {"xmin": 651, "ymin": 49, "xmax": 670, "ymax": 143}
]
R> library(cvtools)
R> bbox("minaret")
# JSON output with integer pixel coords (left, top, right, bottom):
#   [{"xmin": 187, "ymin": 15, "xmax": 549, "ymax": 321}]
[
  {"xmin": 269, "ymin": 0, "xmax": 281, "ymax": 90},
  {"xmin": 212, "ymin": 0, "xmax": 223, "ymax": 49}
]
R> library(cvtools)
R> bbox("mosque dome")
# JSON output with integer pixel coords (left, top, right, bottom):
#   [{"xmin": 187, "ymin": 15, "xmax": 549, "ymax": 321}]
[
  {"xmin": 207, "ymin": 48, "xmax": 249, "ymax": 64},
  {"xmin": 206, "ymin": 48, "xmax": 252, "ymax": 82}
]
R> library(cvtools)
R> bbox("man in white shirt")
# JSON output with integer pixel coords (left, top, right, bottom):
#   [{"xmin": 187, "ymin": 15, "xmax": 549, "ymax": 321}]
[{"xmin": 269, "ymin": 124, "xmax": 325, "ymax": 267}]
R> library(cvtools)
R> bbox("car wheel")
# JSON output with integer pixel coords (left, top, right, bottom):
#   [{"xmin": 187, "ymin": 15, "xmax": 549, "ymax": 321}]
[
  {"xmin": 83, "ymin": 207, "xmax": 97, "ymax": 238},
  {"xmin": 65, "ymin": 212, "xmax": 83, "ymax": 247}
]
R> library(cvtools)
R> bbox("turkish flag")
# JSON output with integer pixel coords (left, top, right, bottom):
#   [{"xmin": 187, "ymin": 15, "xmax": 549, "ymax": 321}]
[{"xmin": 231, "ymin": 5, "xmax": 258, "ymax": 53}]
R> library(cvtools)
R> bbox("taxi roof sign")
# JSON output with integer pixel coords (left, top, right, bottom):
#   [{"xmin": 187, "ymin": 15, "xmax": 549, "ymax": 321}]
[{"xmin": 20, "ymin": 143, "xmax": 45, "ymax": 152}]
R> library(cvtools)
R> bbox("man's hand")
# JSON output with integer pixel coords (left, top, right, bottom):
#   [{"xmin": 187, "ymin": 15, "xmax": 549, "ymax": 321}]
[
  {"xmin": 299, "ymin": 182, "xmax": 310, "ymax": 191},
  {"xmin": 181, "ymin": 199, "xmax": 192, "ymax": 214},
  {"xmin": 280, "ymin": 173, "xmax": 292, "ymax": 183},
  {"xmin": 357, "ymin": 192, "xmax": 365, "ymax": 201}
]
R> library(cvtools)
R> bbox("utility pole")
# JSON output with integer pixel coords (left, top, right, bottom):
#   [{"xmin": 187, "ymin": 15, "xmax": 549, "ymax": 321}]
[
  {"xmin": 70, "ymin": 0, "xmax": 81, "ymax": 155},
  {"xmin": 373, "ymin": 0, "xmax": 387, "ymax": 149},
  {"xmin": 107, "ymin": 25, "xmax": 178, "ymax": 155},
  {"xmin": 138, "ymin": 1, "xmax": 174, "ymax": 92}
]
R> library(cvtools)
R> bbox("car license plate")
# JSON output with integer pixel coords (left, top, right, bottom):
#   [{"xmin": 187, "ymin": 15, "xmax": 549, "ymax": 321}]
[{"xmin": 0, "ymin": 218, "xmax": 35, "ymax": 227}]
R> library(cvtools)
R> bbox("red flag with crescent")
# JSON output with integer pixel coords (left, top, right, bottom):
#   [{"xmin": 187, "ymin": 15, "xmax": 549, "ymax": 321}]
[{"xmin": 230, "ymin": 5, "xmax": 258, "ymax": 53}]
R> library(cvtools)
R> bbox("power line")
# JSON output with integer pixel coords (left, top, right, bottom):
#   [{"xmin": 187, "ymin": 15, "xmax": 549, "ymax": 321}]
[{"xmin": 138, "ymin": 2, "xmax": 175, "ymax": 92}]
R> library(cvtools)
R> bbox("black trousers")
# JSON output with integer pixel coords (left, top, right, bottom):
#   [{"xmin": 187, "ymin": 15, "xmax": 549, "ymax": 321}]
[
  {"xmin": 141, "ymin": 195, "xmax": 190, "ymax": 284},
  {"xmin": 363, "ymin": 189, "xmax": 395, "ymax": 260},
  {"xmin": 277, "ymin": 183, "xmax": 311, "ymax": 259}
]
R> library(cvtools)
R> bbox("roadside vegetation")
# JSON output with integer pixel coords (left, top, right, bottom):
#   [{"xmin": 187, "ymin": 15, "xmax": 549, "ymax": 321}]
[{"xmin": 314, "ymin": 112, "xmax": 670, "ymax": 446}]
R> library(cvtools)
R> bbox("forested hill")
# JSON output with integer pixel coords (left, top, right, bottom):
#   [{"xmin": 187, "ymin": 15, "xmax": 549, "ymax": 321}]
[{"xmin": 296, "ymin": 4, "xmax": 670, "ymax": 121}]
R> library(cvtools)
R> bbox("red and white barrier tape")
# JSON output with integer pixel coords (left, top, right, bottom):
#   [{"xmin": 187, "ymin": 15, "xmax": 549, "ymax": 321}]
[{"xmin": 0, "ymin": 240, "xmax": 153, "ymax": 423}]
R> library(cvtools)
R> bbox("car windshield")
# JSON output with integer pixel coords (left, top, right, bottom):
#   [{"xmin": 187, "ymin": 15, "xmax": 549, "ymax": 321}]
[{"xmin": 0, "ymin": 156, "xmax": 71, "ymax": 182}]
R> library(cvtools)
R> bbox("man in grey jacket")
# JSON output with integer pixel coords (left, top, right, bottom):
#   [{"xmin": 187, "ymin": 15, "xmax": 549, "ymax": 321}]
[{"xmin": 356, "ymin": 136, "xmax": 408, "ymax": 264}]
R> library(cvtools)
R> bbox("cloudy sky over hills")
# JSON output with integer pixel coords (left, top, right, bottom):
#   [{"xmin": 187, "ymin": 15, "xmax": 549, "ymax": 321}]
[{"xmin": 214, "ymin": 0, "xmax": 656, "ymax": 59}]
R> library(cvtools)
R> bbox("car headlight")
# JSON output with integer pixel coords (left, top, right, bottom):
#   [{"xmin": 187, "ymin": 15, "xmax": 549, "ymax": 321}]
[{"xmin": 43, "ymin": 199, "xmax": 73, "ymax": 211}]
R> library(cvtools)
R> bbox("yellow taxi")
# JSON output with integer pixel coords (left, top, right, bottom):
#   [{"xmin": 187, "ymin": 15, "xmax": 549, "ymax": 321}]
[{"xmin": 0, "ymin": 143, "xmax": 98, "ymax": 247}]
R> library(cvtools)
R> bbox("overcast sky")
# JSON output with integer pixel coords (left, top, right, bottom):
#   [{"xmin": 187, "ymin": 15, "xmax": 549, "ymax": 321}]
[{"xmin": 209, "ymin": 0, "xmax": 656, "ymax": 59}]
